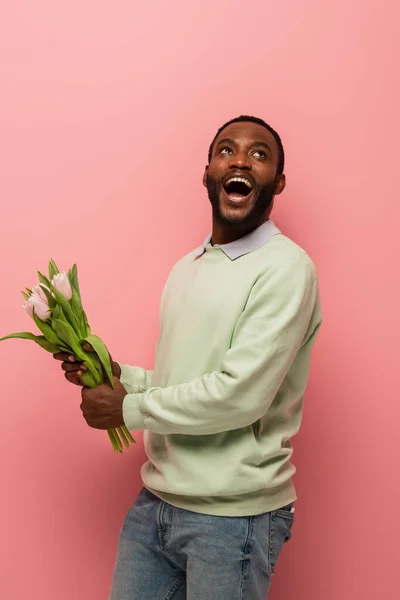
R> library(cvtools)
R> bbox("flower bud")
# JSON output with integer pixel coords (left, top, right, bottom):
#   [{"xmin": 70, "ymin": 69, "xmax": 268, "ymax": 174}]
[
  {"xmin": 52, "ymin": 272, "xmax": 73, "ymax": 301},
  {"xmin": 23, "ymin": 290, "xmax": 51, "ymax": 321},
  {"xmin": 31, "ymin": 284, "xmax": 50, "ymax": 304}
]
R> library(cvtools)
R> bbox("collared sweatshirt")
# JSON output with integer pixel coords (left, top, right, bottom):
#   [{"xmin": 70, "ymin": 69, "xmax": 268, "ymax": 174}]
[{"xmin": 119, "ymin": 221, "xmax": 322, "ymax": 516}]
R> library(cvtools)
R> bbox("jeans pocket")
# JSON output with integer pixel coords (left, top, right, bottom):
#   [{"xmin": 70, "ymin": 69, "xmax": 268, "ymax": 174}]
[{"xmin": 268, "ymin": 509, "xmax": 294, "ymax": 575}]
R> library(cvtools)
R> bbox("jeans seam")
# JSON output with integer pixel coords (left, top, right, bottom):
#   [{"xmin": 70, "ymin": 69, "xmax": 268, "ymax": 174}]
[
  {"xmin": 157, "ymin": 501, "xmax": 172, "ymax": 550},
  {"xmin": 240, "ymin": 515, "xmax": 256, "ymax": 600},
  {"xmin": 275, "ymin": 509, "xmax": 294, "ymax": 521},
  {"xmin": 268, "ymin": 512, "xmax": 274, "ymax": 576},
  {"xmin": 164, "ymin": 574, "xmax": 185, "ymax": 600}
]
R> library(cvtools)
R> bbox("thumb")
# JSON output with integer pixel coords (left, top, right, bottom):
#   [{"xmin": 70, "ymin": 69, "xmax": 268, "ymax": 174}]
[
  {"xmin": 81, "ymin": 385, "xmax": 91, "ymax": 402},
  {"xmin": 82, "ymin": 342, "xmax": 113, "ymax": 366},
  {"xmin": 82, "ymin": 342, "xmax": 94, "ymax": 352},
  {"xmin": 114, "ymin": 375, "xmax": 125, "ymax": 390}
]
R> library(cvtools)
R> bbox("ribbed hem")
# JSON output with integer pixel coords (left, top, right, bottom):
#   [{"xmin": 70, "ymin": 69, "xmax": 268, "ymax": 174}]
[{"xmin": 143, "ymin": 479, "xmax": 296, "ymax": 517}]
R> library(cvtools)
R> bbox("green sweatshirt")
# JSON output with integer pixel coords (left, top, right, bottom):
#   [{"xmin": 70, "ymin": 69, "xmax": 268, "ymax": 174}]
[{"xmin": 119, "ymin": 221, "xmax": 322, "ymax": 516}]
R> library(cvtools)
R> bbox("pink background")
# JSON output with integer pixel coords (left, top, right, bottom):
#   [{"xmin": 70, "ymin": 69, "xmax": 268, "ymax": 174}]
[{"xmin": 1, "ymin": 1, "xmax": 399, "ymax": 599}]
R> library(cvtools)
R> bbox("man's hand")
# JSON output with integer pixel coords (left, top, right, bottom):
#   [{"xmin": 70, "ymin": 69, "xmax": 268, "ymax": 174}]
[
  {"xmin": 53, "ymin": 343, "xmax": 121, "ymax": 386},
  {"xmin": 80, "ymin": 376, "xmax": 127, "ymax": 430}
]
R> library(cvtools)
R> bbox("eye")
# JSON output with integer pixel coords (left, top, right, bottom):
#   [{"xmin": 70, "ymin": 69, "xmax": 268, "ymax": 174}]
[
  {"xmin": 219, "ymin": 146, "xmax": 233, "ymax": 155},
  {"xmin": 252, "ymin": 149, "xmax": 267, "ymax": 159}
]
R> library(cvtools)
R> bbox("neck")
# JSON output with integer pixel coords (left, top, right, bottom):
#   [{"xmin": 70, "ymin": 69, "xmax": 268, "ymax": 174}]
[{"xmin": 211, "ymin": 215, "xmax": 269, "ymax": 246}]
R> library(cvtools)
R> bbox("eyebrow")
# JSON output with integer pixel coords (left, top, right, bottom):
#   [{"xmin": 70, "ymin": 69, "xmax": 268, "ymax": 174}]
[{"xmin": 215, "ymin": 138, "xmax": 272, "ymax": 155}]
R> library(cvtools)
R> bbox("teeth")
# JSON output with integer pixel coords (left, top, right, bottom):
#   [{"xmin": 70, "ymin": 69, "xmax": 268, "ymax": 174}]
[{"xmin": 225, "ymin": 176, "xmax": 253, "ymax": 189}]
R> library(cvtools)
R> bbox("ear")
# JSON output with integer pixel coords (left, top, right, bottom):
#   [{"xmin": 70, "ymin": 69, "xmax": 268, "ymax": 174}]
[
  {"xmin": 203, "ymin": 165, "xmax": 209, "ymax": 188},
  {"xmin": 274, "ymin": 174, "xmax": 286, "ymax": 196}
]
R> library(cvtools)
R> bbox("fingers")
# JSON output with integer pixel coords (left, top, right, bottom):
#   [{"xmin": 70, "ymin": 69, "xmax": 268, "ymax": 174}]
[
  {"xmin": 61, "ymin": 361, "xmax": 87, "ymax": 373},
  {"xmin": 62, "ymin": 362, "xmax": 87, "ymax": 388},
  {"xmin": 53, "ymin": 352, "xmax": 76, "ymax": 362},
  {"xmin": 54, "ymin": 351, "xmax": 87, "ymax": 386},
  {"xmin": 64, "ymin": 371, "xmax": 84, "ymax": 386}
]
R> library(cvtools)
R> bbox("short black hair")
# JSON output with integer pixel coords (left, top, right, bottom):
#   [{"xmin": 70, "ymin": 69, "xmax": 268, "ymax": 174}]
[{"xmin": 208, "ymin": 115, "xmax": 285, "ymax": 175}]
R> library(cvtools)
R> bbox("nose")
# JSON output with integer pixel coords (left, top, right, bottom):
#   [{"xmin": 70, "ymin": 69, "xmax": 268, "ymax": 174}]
[{"xmin": 228, "ymin": 150, "xmax": 251, "ymax": 170}]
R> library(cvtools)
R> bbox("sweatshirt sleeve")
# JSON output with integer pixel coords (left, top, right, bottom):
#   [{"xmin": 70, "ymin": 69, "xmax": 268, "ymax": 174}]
[
  {"xmin": 122, "ymin": 260, "xmax": 319, "ymax": 435},
  {"xmin": 118, "ymin": 364, "xmax": 153, "ymax": 394}
]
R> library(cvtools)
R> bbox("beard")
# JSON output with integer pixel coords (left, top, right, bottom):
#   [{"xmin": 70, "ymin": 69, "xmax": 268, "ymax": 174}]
[{"xmin": 206, "ymin": 174, "xmax": 277, "ymax": 229}]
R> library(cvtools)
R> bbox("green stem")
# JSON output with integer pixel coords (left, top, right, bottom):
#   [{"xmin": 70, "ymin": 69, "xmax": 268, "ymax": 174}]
[
  {"xmin": 113, "ymin": 428, "xmax": 123, "ymax": 453},
  {"xmin": 122, "ymin": 426, "xmax": 135, "ymax": 443},
  {"xmin": 107, "ymin": 429, "xmax": 122, "ymax": 453},
  {"xmin": 117, "ymin": 426, "xmax": 130, "ymax": 449}
]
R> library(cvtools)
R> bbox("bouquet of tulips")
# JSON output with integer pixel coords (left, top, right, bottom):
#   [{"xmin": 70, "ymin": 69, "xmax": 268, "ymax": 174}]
[{"xmin": 0, "ymin": 259, "xmax": 134, "ymax": 453}]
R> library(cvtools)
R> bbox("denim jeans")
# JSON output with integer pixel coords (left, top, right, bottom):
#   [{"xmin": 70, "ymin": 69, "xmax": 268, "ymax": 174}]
[{"xmin": 109, "ymin": 487, "xmax": 294, "ymax": 600}]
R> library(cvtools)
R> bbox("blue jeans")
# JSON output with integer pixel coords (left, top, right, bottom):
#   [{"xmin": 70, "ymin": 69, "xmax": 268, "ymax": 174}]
[{"xmin": 109, "ymin": 487, "xmax": 294, "ymax": 600}]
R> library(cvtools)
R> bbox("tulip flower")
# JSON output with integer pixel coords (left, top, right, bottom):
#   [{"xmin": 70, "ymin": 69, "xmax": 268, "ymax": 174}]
[
  {"xmin": 1, "ymin": 259, "xmax": 135, "ymax": 453},
  {"xmin": 23, "ymin": 289, "xmax": 51, "ymax": 321},
  {"xmin": 52, "ymin": 272, "xmax": 73, "ymax": 300},
  {"xmin": 32, "ymin": 283, "xmax": 51, "ymax": 303}
]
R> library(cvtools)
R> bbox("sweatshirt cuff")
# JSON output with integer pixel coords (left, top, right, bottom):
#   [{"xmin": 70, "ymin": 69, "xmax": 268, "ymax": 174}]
[
  {"xmin": 118, "ymin": 363, "xmax": 139, "ymax": 392},
  {"xmin": 118, "ymin": 363, "xmax": 149, "ymax": 393},
  {"xmin": 122, "ymin": 393, "xmax": 146, "ymax": 431}
]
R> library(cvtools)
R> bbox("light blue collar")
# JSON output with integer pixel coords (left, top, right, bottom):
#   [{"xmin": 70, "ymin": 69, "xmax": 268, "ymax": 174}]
[{"xmin": 194, "ymin": 219, "xmax": 281, "ymax": 261}]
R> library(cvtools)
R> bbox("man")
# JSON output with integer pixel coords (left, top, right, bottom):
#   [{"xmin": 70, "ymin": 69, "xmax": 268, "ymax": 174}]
[{"xmin": 55, "ymin": 115, "xmax": 322, "ymax": 599}]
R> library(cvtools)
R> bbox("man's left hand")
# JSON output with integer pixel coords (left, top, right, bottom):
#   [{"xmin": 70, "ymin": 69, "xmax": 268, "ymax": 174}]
[{"xmin": 80, "ymin": 377, "xmax": 127, "ymax": 430}]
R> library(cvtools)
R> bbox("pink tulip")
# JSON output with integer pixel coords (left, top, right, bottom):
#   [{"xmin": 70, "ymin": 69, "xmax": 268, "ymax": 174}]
[
  {"xmin": 31, "ymin": 284, "xmax": 50, "ymax": 303},
  {"xmin": 23, "ymin": 289, "xmax": 51, "ymax": 321},
  {"xmin": 52, "ymin": 272, "xmax": 72, "ymax": 300}
]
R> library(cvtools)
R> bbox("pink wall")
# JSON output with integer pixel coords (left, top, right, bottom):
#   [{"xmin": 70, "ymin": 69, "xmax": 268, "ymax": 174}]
[{"xmin": 1, "ymin": 1, "xmax": 399, "ymax": 598}]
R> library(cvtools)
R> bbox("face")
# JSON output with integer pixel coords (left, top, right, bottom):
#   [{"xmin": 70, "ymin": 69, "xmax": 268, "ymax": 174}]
[{"xmin": 203, "ymin": 121, "xmax": 285, "ymax": 229}]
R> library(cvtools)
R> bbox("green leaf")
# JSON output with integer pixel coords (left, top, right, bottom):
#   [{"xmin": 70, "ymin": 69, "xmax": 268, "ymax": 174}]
[
  {"xmin": 48, "ymin": 261, "xmax": 56, "ymax": 281},
  {"xmin": 48, "ymin": 281, "xmax": 81, "ymax": 337},
  {"xmin": 67, "ymin": 264, "xmax": 90, "ymax": 336},
  {"xmin": 48, "ymin": 259, "xmax": 59, "ymax": 280},
  {"xmin": 83, "ymin": 352, "xmax": 102, "ymax": 373},
  {"xmin": 70, "ymin": 286, "xmax": 84, "ymax": 330},
  {"xmin": 38, "ymin": 271, "xmax": 52, "ymax": 288},
  {"xmin": 81, "ymin": 334, "xmax": 115, "ymax": 388},
  {"xmin": 21, "ymin": 291, "xmax": 30, "ymax": 301},
  {"xmin": 82, "ymin": 310, "xmax": 91, "ymax": 335},
  {"xmin": 38, "ymin": 284, "xmax": 56, "ymax": 308},
  {"xmin": 53, "ymin": 316, "xmax": 102, "ymax": 384},
  {"xmin": 70, "ymin": 264, "xmax": 82, "ymax": 301},
  {"xmin": 32, "ymin": 309, "xmax": 63, "ymax": 346},
  {"xmin": 0, "ymin": 332, "xmax": 59, "ymax": 353},
  {"xmin": 52, "ymin": 304, "xmax": 61, "ymax": 320},
  {"xmin": 58, "ymin": 345, "xmax": 72, "ymax": 353},
  {"xmin": 79, "ymin": 370, "xmax": 97, "ymax": 388},
  {"xmin": 51, "ymin": 259, "xmax": 60, "ymax": 273},
  {"xmin": 52, "ymin": 318, "xmax": 83, "ymax": 358}
]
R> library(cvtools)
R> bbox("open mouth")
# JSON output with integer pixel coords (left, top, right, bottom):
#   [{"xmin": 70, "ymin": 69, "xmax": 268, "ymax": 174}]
[{"xmin": 223, "ymin": 176, "xmax": 254, "ymax": 202}]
